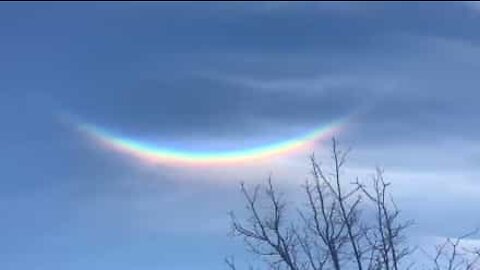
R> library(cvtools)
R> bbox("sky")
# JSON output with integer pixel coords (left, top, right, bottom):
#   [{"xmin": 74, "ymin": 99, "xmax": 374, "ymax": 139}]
[{"xmin": 1, "ymin": 2, "xmax": 480, "ymax": 270}]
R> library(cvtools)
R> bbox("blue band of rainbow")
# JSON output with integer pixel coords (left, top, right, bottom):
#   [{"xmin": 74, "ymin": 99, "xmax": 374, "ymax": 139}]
[{"xmin": 77, "ymin": 120, "xmax": 346, "ymax": 165}]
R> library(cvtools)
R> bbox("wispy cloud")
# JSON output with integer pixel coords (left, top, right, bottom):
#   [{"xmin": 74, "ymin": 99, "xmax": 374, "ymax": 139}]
[{"xmin": 464, "ymin": 1, "xmax": 480, "ymax": 12}]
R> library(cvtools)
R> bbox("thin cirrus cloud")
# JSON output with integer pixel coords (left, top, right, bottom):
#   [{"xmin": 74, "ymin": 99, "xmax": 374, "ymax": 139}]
[{"xmin": 2, "ymin": 3, "xmax": 480, "ymax": 270}]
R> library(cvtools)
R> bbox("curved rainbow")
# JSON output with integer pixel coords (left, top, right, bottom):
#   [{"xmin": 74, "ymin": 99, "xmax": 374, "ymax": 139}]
[{"xmin": 77, "ymin": 120, "xmax": 346, "ymax": 166}]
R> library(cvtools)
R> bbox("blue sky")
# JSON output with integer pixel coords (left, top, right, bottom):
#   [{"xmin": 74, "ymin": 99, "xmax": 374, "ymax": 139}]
[{"xmin": 1, "ymin": 2, "xmax": 480, "ymax": 269}]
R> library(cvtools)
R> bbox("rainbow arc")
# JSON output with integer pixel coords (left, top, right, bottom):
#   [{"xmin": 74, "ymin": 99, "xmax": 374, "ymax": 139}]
[{"xmin": 78, "ymin": 120, "xmax": 346, "ymax": 166}]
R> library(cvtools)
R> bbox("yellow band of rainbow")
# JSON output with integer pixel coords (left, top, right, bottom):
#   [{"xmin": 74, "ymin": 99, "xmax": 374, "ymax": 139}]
[{"xmin": 78, "ymin": 120, "xmax": 346, "ymax": 166}]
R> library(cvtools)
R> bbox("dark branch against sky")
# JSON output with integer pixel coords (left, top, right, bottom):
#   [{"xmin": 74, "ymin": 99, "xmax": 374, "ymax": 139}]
[{"xmin": 1, "ymin": 2, "xmax": 480, "ymax": 270}]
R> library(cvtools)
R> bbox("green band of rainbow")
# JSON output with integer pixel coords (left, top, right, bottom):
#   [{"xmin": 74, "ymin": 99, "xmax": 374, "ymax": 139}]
[{"xmin": 78, "ymin": 120, "xmax": 346, "ymax": 165}]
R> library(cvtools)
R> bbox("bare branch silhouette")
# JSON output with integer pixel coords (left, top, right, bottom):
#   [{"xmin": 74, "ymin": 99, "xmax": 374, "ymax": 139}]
[{"xmin": 228, "ymin": 138, "xmax": 478, "ymax": 270}]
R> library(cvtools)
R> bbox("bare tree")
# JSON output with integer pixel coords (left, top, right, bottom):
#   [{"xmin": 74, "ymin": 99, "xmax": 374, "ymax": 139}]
[
  {"xmin": 230, "ymin": 178, "xmax": 300, "ymax": 270},
  {"xmin": 228, "ymin": 138, "xmax": 477, "ymax": 270},
  {"xmin": 428, "ymin": 230, "xmax": 480, "ymax": 270},
  {"xmin": 302, "ymin": 138, "xmax": 366, "ymax": 270},
  {"xmin": 355, "ymin": 168, "xmax": 414, "ymax": 270}
]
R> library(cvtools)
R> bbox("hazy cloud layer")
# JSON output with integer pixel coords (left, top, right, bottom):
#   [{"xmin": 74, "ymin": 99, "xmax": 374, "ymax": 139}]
[{"xmin": 1, "ymin": 3, "xmax": 480, "ymax": 270}]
